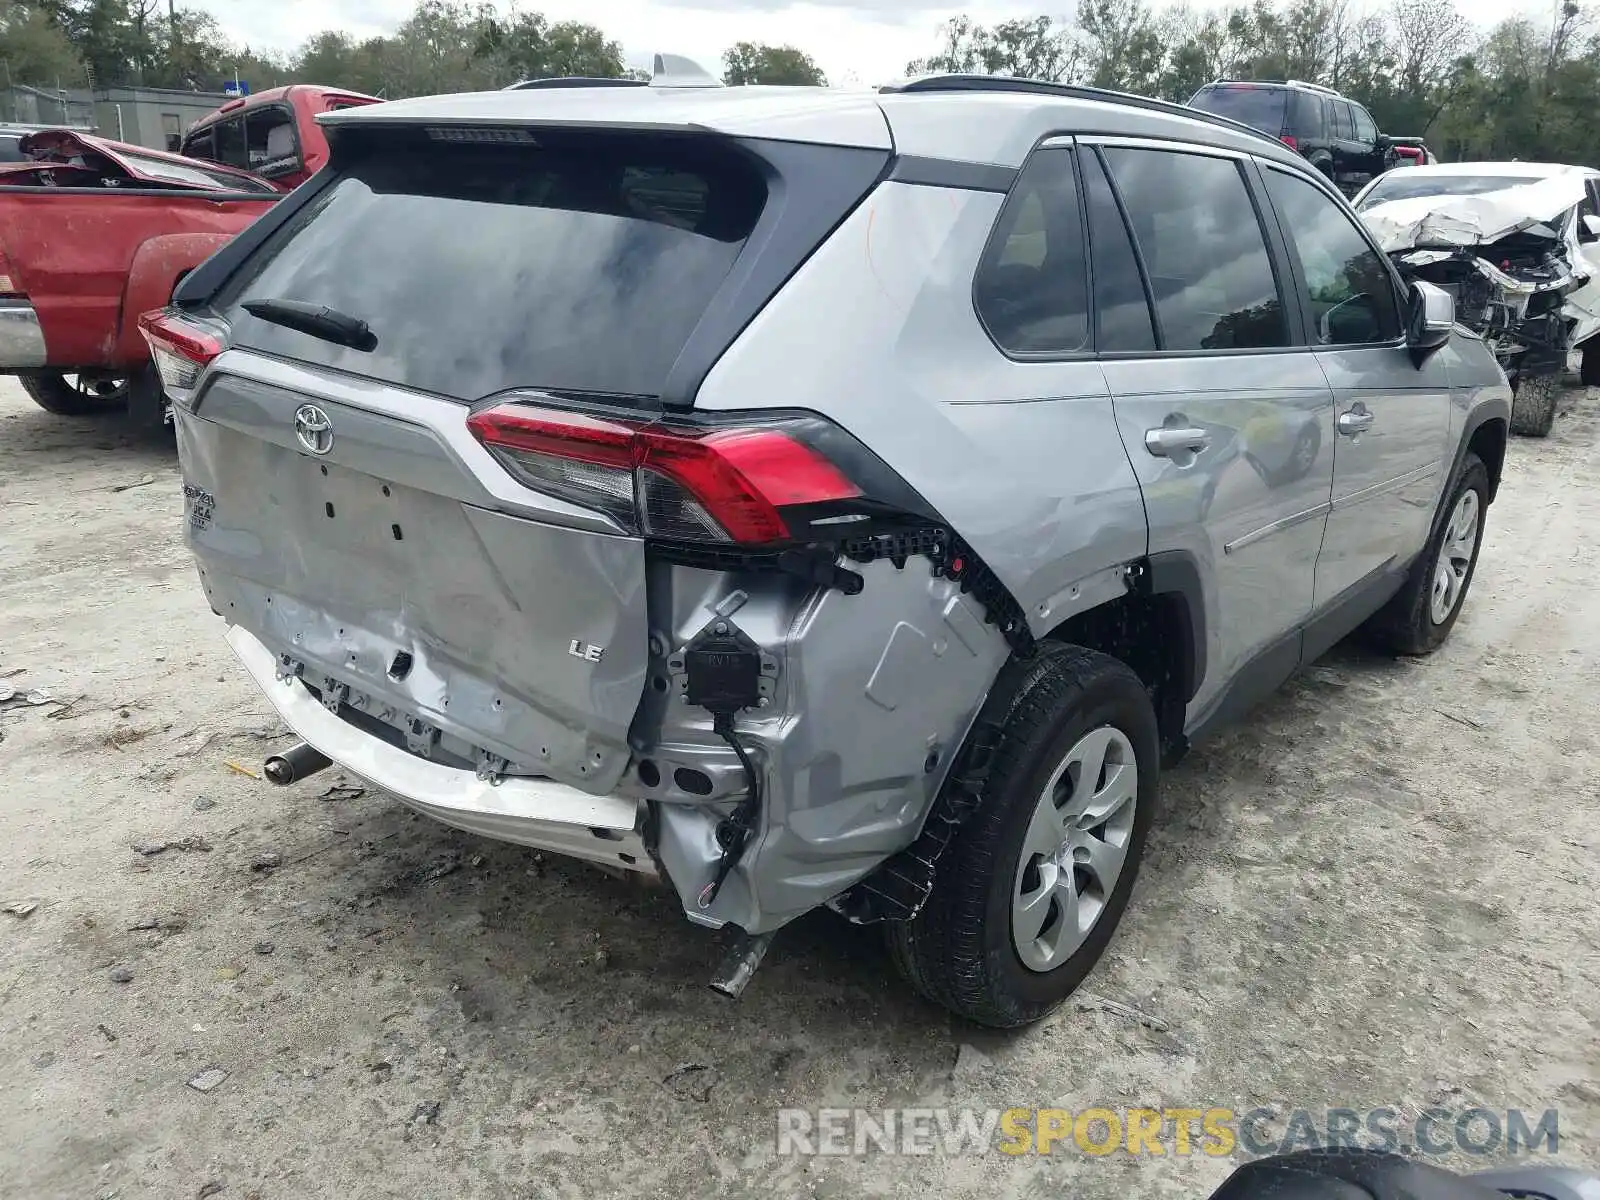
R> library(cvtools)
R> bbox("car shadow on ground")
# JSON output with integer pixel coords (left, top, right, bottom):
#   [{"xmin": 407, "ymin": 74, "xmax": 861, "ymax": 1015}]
[
  {"xmin": 3, "ymin": 403, "xmax": 178, "ymax": 468},
  {"xmin": 232, "ymin": 630, "xmax": 1405, "ymax": 1066}
]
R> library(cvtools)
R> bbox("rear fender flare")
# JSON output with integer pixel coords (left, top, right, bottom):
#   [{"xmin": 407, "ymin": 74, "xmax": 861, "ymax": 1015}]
[{"xmin": 112, "ymin": 232, "xmax": 236, "ymax": 366}]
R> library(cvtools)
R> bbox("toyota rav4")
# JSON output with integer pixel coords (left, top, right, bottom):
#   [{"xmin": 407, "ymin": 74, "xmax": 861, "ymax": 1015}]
[{"xmin": 145, "ymin": 70, "xmax": 1512, "ymax": 1028}]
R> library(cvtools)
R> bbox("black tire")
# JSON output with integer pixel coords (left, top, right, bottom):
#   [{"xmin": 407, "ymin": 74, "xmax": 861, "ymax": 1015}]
[
  {"xmin": 1509, "ymin": 372, "xmax": 1560, "ymax": 437},
  {"xmin": 18, "ymin": 372, "xmax": 128, "ymax": 416},
  {"xmin": 1365, "ymin": 452, "xmax": 1489, "ymax": 656},
  {"xmin": 885, "ymin": 643, "xmax": 1160, "ymax": 1028},
  {"xmin": 1581, "ymin": 340, "xmax": 1600, "ymax": 388}
]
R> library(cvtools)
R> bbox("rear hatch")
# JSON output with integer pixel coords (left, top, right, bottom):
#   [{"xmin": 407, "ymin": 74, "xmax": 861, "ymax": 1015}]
[{"xmin": 169, "ymin": 126, "xmax": 776, "ymax": 794}]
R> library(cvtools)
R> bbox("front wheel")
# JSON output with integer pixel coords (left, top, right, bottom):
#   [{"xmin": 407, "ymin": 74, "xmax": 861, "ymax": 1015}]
[
  {"xmin": 1366, "ymin": 452, "xmax": 1489, "ymax": 656},
  {"xmin": 885, "ymin": 644, "xmax": 1159, "ymax": 1028}
]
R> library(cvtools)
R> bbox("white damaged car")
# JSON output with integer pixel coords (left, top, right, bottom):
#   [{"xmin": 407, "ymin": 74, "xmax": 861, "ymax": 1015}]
[{"xmin": 1354, "ymin": 161, "xmax": 1600, "ymax": 436}]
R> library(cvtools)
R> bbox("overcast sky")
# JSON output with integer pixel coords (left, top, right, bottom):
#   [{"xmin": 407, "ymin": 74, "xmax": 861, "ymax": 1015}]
[{"xmin": 188, "ymin": 0, "xmax": 1559, "ymax": 89}]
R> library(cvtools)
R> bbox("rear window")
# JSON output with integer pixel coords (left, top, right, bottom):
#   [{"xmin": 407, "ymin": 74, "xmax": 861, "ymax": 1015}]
[
  {"xmin": 220, "ymin": 132, "xmax": 767, "ymax": 402},
  {"xmin": 1188, "ymin": 86, "xmax": 1288, "ymax": 134}
]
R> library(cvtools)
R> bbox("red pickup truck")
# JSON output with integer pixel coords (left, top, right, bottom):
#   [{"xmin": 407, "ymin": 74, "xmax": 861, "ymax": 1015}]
[
  {"xmin": 0, "ymin": 86, "xmax": 378, "ymax": 430},
  {"xmin": 177, "ymin": 85, "xmax": 379, "ymax": 190}
]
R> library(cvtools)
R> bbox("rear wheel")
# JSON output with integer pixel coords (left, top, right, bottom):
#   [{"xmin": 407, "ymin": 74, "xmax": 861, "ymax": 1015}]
[
  {"xmin": 885, "ymin": 643, "xmax": 1159, "ymax": 1028},
  {"xmin": 1509, "ymin": 372, "xmax": 1561, "ymax": 437},
  {"xmin": 19, "ymin": 372, "xmax": 129, "ymax": 416}
]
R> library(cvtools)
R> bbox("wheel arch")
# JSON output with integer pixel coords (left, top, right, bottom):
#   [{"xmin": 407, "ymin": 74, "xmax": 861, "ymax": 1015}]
[
  {"xmin": 1041, "ymin": 551, "xmax": 1204, "ymax": 759},
  {"xmin": 1466, "ymin": 414, "xmax": 1508, "ymax": 503}
]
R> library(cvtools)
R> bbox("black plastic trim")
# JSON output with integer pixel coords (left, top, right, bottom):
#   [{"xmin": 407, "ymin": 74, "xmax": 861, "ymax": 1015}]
[
  {"xmin": 1143, "ymin": 550, "xmax": 1206, "ymax": 703},
  {"xmin": 172, "ymin": 169, "xmax": 338, "ymax": 309},
  {"xmin": 1442, "ymin": 405, "xmax": 1512, "ymax": 512},
  {"xmin": 1187, "ymin": 562, "xmax": 1405, "ymax": 744},
  {"xmin": 888, "ymin": 154, "xmax": 1017, "ymax": 192},
  {"xmin": 659, "ymin": 137, "xmax": 892, "ymax": 409}
]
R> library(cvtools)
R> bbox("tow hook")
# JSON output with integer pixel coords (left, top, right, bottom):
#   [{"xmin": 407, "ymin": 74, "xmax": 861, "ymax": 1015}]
[
  {"xmin": 263, "ymin": 742, "xmax": 332, "ymax": 785},
  {"xmin": 709, "ymin": 927, "xmax": 776, "ymax": 999}
]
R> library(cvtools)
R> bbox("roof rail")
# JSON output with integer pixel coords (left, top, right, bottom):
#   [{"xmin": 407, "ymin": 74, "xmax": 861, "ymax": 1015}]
[
  {"xmin": 504, "ymin": 76, "xmax": 647, "ymax": 91},
  {"xmin": 879, "ymin": 74, "xmax": 1287, "ymax": 152},
  {"xmin": 1285, "ymin": 78, "xmax": 1341, "ymax": 97}
]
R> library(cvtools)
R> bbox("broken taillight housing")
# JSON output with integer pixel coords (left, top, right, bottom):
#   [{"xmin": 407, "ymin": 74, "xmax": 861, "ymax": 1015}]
[
  {"xmin": 467, "ymin": 398, "xmax": 929, "ymax": 547},
  {"xmin": 138, "ymin": 307, "xmax": 225, "ymax": 406}
]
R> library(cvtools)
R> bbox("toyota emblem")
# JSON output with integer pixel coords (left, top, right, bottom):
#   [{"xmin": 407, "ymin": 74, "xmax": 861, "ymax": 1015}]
[{"xmin": 294, "ymin": 404, "xmax": 334, "ymax": 455}]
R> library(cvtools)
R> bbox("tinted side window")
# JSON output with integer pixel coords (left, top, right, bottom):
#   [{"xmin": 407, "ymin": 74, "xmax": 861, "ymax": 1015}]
[
  {"xmin": 974, "ymin": 146, "xmax": 1089, "ymax": 356},
  {"xmin": 1082, "ymin": 151, "xmax": 1155, "ymax": 352},
  {"xmin": 1264, "ymin": 168, "xmax": 1401, "ymax": 345},
  {"xmin": 1333, "ymin": 103, "xmax": 1355, "ymax": 139},
  {"xmin": 1351, "ymin": 106, "xmax": 1378, "ymax": 144},
  {"xmin": 1101, "ymin": 148, "xmax": 1287, "ymax": 352},
  {"xmin": 246, "ymin": 107, "xmax": 300, "ymax": 178},
  {"xmin": 183, "ymin": 127, "xmax": 216, "ymax": 161},
  {"xmin": 213, "ymin": 118, "xmax": 247, "ymax": 170}
]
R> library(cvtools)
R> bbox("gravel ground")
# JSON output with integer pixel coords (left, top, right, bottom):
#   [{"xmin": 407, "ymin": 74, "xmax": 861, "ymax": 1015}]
[{"xmin": 1, "ymin": 376, "xmax": 1597, "ymax": 1200}]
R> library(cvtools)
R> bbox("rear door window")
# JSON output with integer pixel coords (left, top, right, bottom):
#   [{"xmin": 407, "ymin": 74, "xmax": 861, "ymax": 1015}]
[
  {"xmin": 1188, "ymin": 86, "xmax": 1288, "ymax": 135},
  {"xmin": 1082, "ymin": 150, "xmax": 1156, "ymax": 353},
  {"xmin": 212, "ymin": 117, "xmax": 248, "ymax": 170},
  {"xmin": 1329, "ymin": 102, "xmax": 1355, "ymax": 140},
  {"xmin": 1100, "ymin": 147, "xmax": 1287, "ymax": 352},
  {"xmin": 220, "ymin": 131, "xmax": 768, "ymax": 402}
]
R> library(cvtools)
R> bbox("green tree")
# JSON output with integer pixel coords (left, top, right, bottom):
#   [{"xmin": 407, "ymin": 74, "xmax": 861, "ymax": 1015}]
[
  {"xmin": 722, "ymin": 41, "xmax": 826, "ymax": 86},
  {"xmin": 0, "ymin": 0, "xmax": 88, "ymax": 86}
]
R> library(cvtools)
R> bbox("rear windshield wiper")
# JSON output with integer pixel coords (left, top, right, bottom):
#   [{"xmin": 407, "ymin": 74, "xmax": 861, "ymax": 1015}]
[{"xmin": 241, "ymin": 298, "xmax": 376, "ymax": 352}]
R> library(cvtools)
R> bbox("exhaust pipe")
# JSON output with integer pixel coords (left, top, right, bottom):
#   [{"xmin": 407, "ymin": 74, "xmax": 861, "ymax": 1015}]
[
  {"xmin": 263, "ymin": 742, "xmax": 332, "ymax": 786},
  {"xmin": 708, "ymin": 927, "xmax": 775, "ymax": 999}
]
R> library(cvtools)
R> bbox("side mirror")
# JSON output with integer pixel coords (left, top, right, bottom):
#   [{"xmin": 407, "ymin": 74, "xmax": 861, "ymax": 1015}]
[
  {"xmin": 1581, "ymin": 214, "xmax": 1600, "ymax": 243},
  {"xmin": 1407, "ymin": 280, "xmax": 1453, "ymax": 365}
]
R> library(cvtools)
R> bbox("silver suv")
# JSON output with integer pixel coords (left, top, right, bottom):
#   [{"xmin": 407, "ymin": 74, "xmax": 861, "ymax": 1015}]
[{"xmin": 145, "ymin": 71, "xmax": 1512, "ymax": 1028}]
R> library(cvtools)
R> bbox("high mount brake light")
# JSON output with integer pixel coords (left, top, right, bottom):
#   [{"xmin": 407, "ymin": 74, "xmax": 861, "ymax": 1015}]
[
  {"xmin": 467, "ymin": 402, "xmax": 862, "ymax": 546},
  {"xmin": 138, "ymin": 308, "xmax": 225, "ymax": 400}
]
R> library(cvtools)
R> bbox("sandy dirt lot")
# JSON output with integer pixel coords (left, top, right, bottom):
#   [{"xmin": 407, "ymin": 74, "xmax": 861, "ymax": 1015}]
[{"xmin": 1, "ymin": 376, "xmax": 1596, "ymax": 1200}]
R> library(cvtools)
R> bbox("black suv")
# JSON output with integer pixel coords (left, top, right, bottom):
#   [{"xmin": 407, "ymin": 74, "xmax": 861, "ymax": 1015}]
[{"xmin": 1188, "ymin": 80, "xmax": 1397, "ymax": 196}]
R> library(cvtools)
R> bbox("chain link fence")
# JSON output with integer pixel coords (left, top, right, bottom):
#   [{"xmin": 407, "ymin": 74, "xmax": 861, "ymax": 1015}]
[{"xmin": 1, "ymin": 84, "xmax": 97, "ymax": 129}]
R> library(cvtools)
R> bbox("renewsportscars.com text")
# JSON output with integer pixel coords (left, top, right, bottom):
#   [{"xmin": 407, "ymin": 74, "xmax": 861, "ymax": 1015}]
[{"xmin": 775, "ymin": 1105, "xmax": 1560, "ymax": 1158}]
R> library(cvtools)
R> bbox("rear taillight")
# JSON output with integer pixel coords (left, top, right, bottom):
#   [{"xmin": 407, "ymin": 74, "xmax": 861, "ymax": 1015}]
[
  {"xmin": 1279, "ymin": 134, "xmax": 1299, "ymax": 151},
  {"xmin": 138, "ymin": 307, "xmax": 225, "ymax": 405},
  {"xmin": 467, "ymin": 400, "xmax": 886, "ymax": 546}
]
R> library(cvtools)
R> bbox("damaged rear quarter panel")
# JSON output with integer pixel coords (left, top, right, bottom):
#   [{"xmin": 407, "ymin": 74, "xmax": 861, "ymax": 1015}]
[{"xmin": 648, "ymin": 558, "xmax": 1011, "ymax": 933}]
